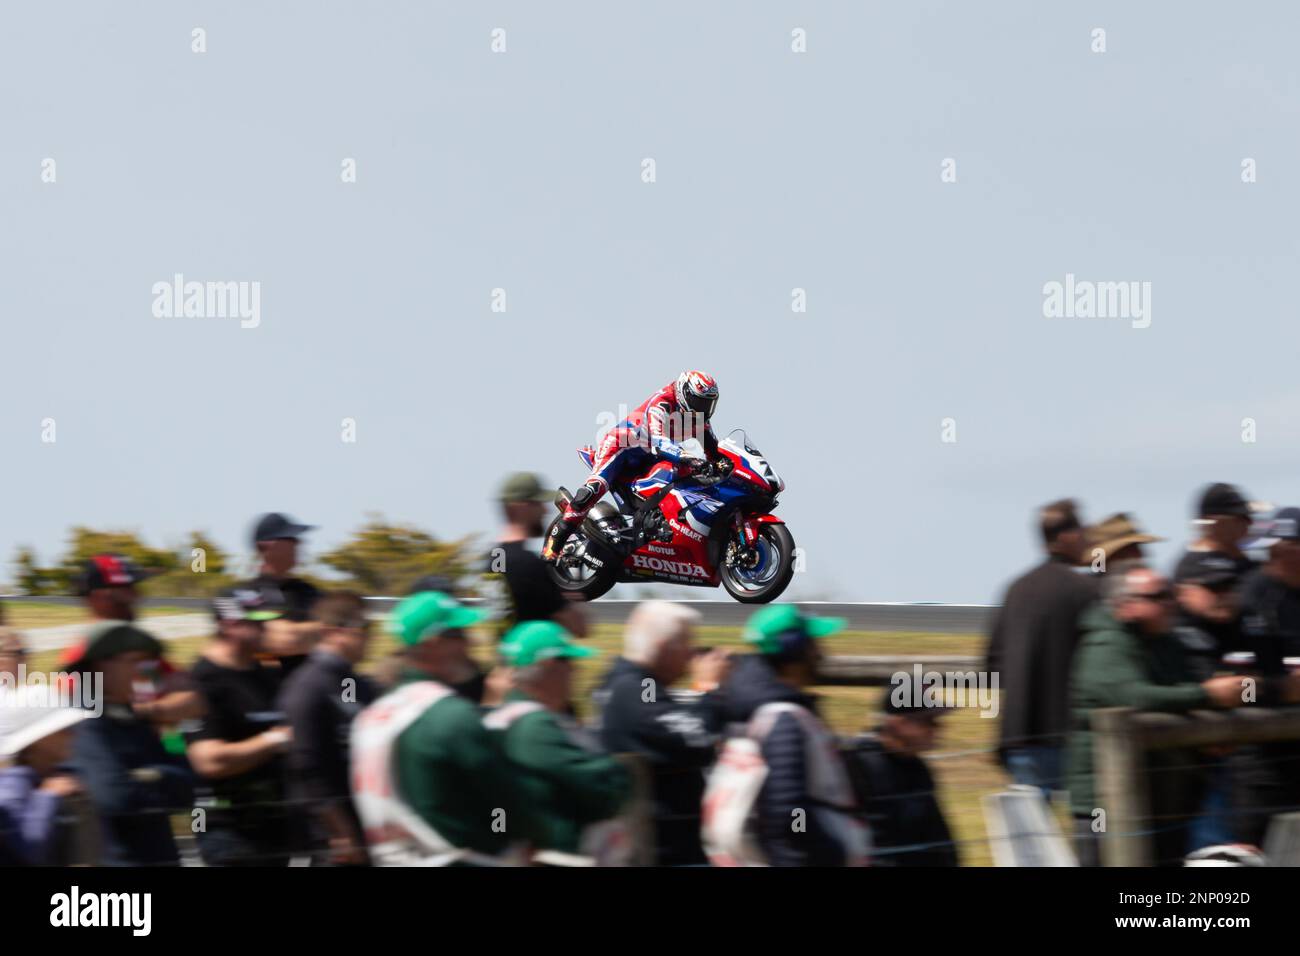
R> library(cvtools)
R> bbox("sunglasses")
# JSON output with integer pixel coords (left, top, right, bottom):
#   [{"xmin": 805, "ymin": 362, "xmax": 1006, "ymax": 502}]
[{"xmin": 1137, "ymin": 588, "xmax": 1176, "ymax": 603}]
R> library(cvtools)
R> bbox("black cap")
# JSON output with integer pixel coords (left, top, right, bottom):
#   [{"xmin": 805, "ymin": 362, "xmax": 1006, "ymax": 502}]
[
  {"xmin": 73, "ymin": 621, "xmax": 162, "ymax": 667},
  {"xmin": 1197, "ymin": 483, "xmax": 1251, "ymax": 520},
  {"xmin": 1245, "ymin": 507, "xmax": 1300, "ymax": 550},
  {"xmin": 1173, "ymin": 551, "xmax": 1242, "ymax": 588},
  {"xmin": 882, "ymin": 671, "xmax": 948, "ymax": 720},
  {"xmin": 211, "ymin": 585, "xmax": 285, "ymax": 623},
  {"xmin": 75, "ymin": 554, "xmax": 146, "ymax": 597},
  {"xmin": 251, "ymin": 513, "xmax": 315, "ymax": 546}
]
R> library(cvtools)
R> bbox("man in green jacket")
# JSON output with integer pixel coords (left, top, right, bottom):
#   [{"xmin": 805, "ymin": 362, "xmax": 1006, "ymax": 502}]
[
  {"xmin": 1068, "ymin": 565, "xmax": 1246, "ymax": 866},
  {"xmin": 350, "ymin": 591, "xmax": 530, "ymax": 864},
  {"xmin": 488, "ymin": 621, "xmax": 632, "ymax": 862}
]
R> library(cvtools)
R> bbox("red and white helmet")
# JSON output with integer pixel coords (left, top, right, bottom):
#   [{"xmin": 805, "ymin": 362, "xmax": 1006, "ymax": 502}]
[{"xmin": 675, "ymin": 370, "xmax": 719, "ymax": 421}]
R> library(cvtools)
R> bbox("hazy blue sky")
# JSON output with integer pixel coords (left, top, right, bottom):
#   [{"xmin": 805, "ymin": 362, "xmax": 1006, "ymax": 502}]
[{"xmin": 3, "ymin": 2, "xmax": 1298, "ymax": 603}]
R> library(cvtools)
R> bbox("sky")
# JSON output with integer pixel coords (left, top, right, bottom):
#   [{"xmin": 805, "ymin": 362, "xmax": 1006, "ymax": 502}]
[{"xmin": 2, "ymin": 1, "xmax": 1299, "ymax": 603}]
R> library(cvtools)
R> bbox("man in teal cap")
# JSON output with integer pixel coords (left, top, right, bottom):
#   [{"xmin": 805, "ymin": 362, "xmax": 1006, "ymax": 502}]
[
  {"xmin": 714, "ymin": 604, "xmax": 869, "ymax": 866},
  {"xmin": 487, "ymin": 620, "xmax": 632, "ymax": 861},
  {"xmin": 350, "ymin": 592, "xmax": 531, "ymax": 865}
]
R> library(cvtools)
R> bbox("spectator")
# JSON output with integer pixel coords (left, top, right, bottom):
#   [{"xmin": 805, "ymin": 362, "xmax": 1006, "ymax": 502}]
[
  {"xmin": 277, "ymin": 592, "xmax": 377, "ymax": 865},
  {"xmin": 1239, "ymin": 507, "xmax": 1300, "ymax": 664},
  {"xmin": 591, "ymin": 601, "xmax": 730, "ymax": 865},
  {"xmin": 0, "ymin": 628, "xmax": 26, "ymax": 682},
  {"xmin": 492, "ymin": 473, "xmax": 588, "ymax": 639},
  {"xmin": 845, "ymin": 673, "xmax": 958, "ymax": 867},
  {"xmin": 76, "ymin": 553, "xmax": 145, "ymax": 623},
  {"xmin": 61, "ymin": 555, "xmax": 201, "ymax": 726},
  {"xmin": 350, "ymin": 592, "xmax": 529, "ymax": 865},
  {"xmin": 720, "ymin": 605, "xmax": 868, "ymax": 867},
  {"xmin": 1180, "ymin": 482, "xmax": 1256, "ymax": 570},
  {"xmin": 1233, "ymin": 507, "xmax": 1300, "ymax": 844},
  {"xmin": 185, "ymin": 586, "xmax": 294, "ymax": 866},
  {"xmin": 0, "ymin": 692, "xmax": 94, "ymax": 865},
  {"xmin": 1085, "ymin": 513, "xmax": 1164, "ymax": 569},
  {"xmin": 1172, "ymin": 551, "xmax": 1246, "ymax": 682},
  {"xmin": 1067, "ymin": 566, "xmax": 1246, "ymax": 866},
  {"xmin": 985, "ymin": 499, "xmax": 1099, "ymax": 795},
  {"xmin": 1170, "ymin": 553, "xmax": 1254, "ymax": 851},
  {"xmin": 490, "ymin": 620, "xmax": 630, "ymax": 862},
  {"xmin": 70, "ymin": 622, "xmax": 195, "ymax": 866},
  {"xmin": 401, "ymin": 576, "xmax": 488, "ymax": 704},
  {"xmin": 239, "ymin": 513, "xmax": 322, "ymax": 672}
]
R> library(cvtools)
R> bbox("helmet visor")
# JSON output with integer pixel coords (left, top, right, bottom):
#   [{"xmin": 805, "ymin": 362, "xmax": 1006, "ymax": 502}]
[{"xmin": 684, "ymin": 391, "xmax": 717, "ymax": 420}]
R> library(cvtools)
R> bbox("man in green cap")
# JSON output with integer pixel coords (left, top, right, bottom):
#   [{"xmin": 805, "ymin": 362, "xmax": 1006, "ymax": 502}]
[
  {"xmin": 711, "ymin": 604, "xmax": 869, "ymax": 866},
  {"xmin": 487, "ymin": 620, "xmax": 632, "ymax": 862},
  {"xmin": 492, "ymin": 472, "xmax": 588, "ymax": 639},
  {"xmin": 350, "ymin": 591, "xmax": 530, "ymax": 865}
]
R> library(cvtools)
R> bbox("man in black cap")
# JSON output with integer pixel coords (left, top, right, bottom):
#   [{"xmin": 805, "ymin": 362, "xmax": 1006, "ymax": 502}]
[
  {"xmin": 75, "ymin": 554, "xmax": 146, "ymax": 623},
  {"xmin": 239, "ymin": 513, "xmax": 322, "ymax": 673},
  {"xmin": 491, "ymin": 473, "xmax": 587, "ymax": 638},
  {"xmin": 845, "ymin": 672, "xmax": 958, "ymax": 867},
  {"xmin": 1172, "ymin": 551, "xmax": 1248, "ymax": 682},
  {"xmin": 1172, "ymin": 551, "xmax": 1253, "ymax": 851},
  {"xmin": 1240, "ymin": 507, "xmax": 1300, "ymax": 665},
  {"xmin": 70, "ymin": 622, "xmax": 195, "ymax": 866},
  {"xmin": 64, "ymin": 555, "xmax": 202, "ymax": 725},
  {"xmin": 1175, "ymin": 483, "xmax": 1256, "ymax": 580},
  {"xmin": 1228, "ymin": 509, "xmax": 1300, "ymax": 844},
  {"xmin": 185, "ymin": 586, "xmax": 294, "ymax": 866}
]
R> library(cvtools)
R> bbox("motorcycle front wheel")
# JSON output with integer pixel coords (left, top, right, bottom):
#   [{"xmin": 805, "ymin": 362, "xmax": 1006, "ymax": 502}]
[{"xmin": 720, "ymin": 522, "xmax": 796, "ymax": 604}]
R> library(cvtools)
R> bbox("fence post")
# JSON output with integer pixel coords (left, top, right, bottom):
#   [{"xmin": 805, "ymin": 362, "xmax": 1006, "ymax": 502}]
[{"xmin": 1092, "ymin": 707, "xmax": 1151, "ymax": 867}]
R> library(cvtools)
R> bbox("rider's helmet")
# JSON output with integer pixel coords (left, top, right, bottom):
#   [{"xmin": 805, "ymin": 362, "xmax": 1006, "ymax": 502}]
[{"xmin": 675, "ymin": 370, "xmax": 719, "ymax": 422}]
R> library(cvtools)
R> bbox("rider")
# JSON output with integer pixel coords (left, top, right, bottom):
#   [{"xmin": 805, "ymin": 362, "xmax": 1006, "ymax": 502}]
[{"xmin": 542, "ymin": 371, "xmax": 725, "ymax": 562}]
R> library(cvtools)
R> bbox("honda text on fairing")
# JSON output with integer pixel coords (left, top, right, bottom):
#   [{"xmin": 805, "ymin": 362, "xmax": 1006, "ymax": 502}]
[{"xmin": 545, "ymin": 429, "xmax": 796, "ymax": 603}]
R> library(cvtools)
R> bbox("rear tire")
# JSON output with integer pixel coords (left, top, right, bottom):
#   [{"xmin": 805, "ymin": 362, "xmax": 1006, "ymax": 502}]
[
  {"xmin": 543, "ymin": 516, "xmax": 620, "ymax": 601},
  {"xmin": 721, "ymin": 523, "xmax": 795, "ymax": 604}
]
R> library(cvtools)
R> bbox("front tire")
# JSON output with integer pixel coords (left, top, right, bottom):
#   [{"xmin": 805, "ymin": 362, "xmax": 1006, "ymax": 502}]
[
  {"xmin": 543, "ymin": 516, "xmax": 620, "ymax": 601},
  {"xmin": 721, "ymin": 523, "xmax": 795, "ymax": 604}
]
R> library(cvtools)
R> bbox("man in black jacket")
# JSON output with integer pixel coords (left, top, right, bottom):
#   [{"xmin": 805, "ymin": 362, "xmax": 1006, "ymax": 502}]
[
  {"xmin": 1231, "ymin": 507, "xmax": 1300, "ymax": 843},
  {"xmin": 72, "ymin": 622, "xmax": 194, "ymax": 866},
  {"xmin": 592, "ymin": 601, "xmax": 729, "ymax": 865},
  {"xmin": 985, "ymin": 499, "xmax": 1099, "ymax": 795},
  {"xmin": 846, "ymin": 673, "xmax": 957, "ymax": 867},
  {"xmin": 277, "ymin": 591, "xmax": 377, "ymax": 865}
]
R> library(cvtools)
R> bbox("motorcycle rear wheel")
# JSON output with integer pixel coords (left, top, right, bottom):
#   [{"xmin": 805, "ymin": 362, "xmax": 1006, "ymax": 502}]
[{"xmin": 543, "ymin": 516, "xmax": 620, "ymax": 601}]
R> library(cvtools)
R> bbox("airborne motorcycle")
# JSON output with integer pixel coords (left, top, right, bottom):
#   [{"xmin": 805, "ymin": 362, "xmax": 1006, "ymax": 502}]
[{"xmin": 545, "ymin": 429, "xmax": 795, "ymax": 603}]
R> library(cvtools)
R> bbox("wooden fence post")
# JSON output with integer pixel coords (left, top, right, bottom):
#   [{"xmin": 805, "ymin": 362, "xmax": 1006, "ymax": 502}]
[{"xmin": 1092, "ymin": 707, "xmax": 1151, "ymax": 867}]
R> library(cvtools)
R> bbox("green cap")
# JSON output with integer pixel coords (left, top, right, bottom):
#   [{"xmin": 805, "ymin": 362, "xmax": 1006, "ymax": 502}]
[
  {"xmin": 498, "ymin": 472, "xmax": 554, "ymax": 504},
  {"xmin": 389, "ymin": 591, "xmax": 487, "ymax": 647},
  {"xmin": 499, "ymin": 620, "xmax": 597, "ymax": 667},
  {"xmin": 742, "ymin": 604, "xmax": 845, "ymax": 654}
]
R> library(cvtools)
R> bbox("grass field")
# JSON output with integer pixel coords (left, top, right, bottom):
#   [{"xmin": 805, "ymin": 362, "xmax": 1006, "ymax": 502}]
[
  {"xmin": 10, "ymin": 600, "xmax": 1011, "ymax": 866},
  {"xmin": 2, "ymin": 602, "xmax": 195, "ymax": 630}
]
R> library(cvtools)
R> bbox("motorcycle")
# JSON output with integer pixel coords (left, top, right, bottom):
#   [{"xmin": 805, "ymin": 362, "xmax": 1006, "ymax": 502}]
[{"xmin": 545, "ymin": 429, "xmax": 796, "ymax": 604}]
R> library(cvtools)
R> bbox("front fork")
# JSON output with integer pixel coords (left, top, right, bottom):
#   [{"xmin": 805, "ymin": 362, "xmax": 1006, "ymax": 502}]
[{"xmin": 725, "ymin": 514, "xmax": 761, "ymax": 568}]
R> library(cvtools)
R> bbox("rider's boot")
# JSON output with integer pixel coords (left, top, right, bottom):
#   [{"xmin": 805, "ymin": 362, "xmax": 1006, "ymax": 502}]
[{"xmin": 542, "ymin": 482, "xmax": 600, "ymax": 561}]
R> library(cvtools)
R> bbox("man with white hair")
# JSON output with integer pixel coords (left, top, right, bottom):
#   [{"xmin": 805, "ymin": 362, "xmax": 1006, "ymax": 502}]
[{"xmin": 591, "ymin": 600, "xmax": 731, "ymax": 866}]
